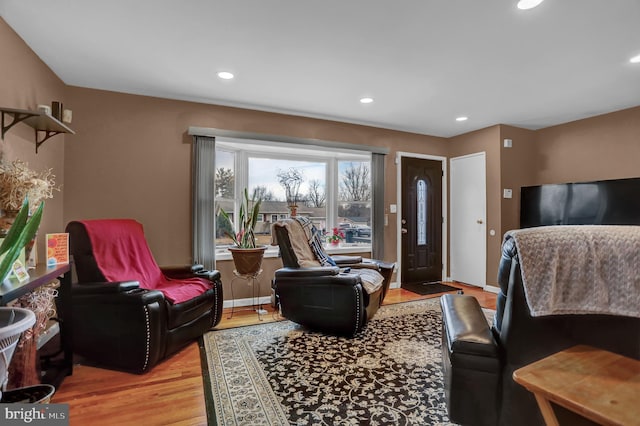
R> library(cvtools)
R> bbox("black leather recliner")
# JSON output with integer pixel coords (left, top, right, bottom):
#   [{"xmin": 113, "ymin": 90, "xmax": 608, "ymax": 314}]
[
  {"xmin": 271, "ymin": 218, "xmax": 394, "ymax": 336},
  {"xmin": 67, "ymin": 220, "xmax": 223, "ymax": 374},
  {"xmin": 440, "ymin": 229, "xmax": 640, "ymax": 426}
]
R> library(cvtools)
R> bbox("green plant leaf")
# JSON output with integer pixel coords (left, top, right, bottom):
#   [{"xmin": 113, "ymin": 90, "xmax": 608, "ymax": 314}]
[
  {"xmin": 218, "ymin": 207, "xmax": 239, "ymax": 246},
  {"xmin": 0, "ymin": 197, "xmax": 30, "ymax": 257},
  {"xmin": 0, "ymin": 201, "xmax": 44, "ymax": 282},
  {"xmin": 221, "ymin": 187, "xmax": 264, "ymax": 249}
]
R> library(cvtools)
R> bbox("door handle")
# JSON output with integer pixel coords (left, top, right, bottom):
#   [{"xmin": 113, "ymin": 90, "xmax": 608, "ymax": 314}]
[
  {"xmin": 401, "ymin": 228, "xmax": 408, "ymax": 234},
  {"xmin": 476, "ymin": 219, "xmax": 484, "ymax": 224}
]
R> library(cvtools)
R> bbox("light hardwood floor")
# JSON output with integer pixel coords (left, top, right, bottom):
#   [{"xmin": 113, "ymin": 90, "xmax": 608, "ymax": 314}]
[{"xmin": 52, "ymin": 284, "xmax": 496, "ymax": 425}]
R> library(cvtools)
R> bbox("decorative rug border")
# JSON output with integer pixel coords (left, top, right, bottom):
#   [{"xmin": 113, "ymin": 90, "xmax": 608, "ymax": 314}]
[{"xmin": 199, "ymin": 336, "xmax": 218, "ymax": 425}]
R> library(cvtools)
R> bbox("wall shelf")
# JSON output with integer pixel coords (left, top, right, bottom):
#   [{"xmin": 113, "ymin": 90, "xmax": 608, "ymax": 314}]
[{"xmin": 1, "ymin": 107, "xmax": 75, "ymax": 153}]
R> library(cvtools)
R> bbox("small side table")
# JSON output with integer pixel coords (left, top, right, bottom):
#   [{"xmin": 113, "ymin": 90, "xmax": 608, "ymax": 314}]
[
  {"xmin": 513, "ymin": 345, "xmax": 640, "ymax": 426},
  {"xmin": 227, "ymin": 269, "xmax": 266, "ymax": 320}
]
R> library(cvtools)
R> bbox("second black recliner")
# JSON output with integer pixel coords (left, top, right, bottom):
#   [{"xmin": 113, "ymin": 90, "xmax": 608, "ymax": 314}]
[{"xmin": 271, "ymin": 218, "xmax": 394, "ymax": 336}]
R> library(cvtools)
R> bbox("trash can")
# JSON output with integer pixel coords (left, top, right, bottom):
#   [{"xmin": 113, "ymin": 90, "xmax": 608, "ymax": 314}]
[
  {"xmin": 345, "ymin": 229, "xmax": 355, "ymax": 243},
  {"xmin": 1, "ymin": 384, "xmax": 55, "ymax": 403},
  {"xmin": 0, "ymin": 307, "xmax": 55, "ymax": 404}
]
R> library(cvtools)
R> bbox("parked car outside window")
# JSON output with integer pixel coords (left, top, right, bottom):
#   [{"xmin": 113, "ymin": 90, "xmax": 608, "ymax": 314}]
[{"xmin": 354, "ymin": 225, "xmax": 371, "ymax": 237}]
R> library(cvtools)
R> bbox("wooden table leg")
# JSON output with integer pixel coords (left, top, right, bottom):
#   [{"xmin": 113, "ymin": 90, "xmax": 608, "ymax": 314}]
[{"xmin": 533, "ymin": 394, "xmax": 560, "ymax": 426}]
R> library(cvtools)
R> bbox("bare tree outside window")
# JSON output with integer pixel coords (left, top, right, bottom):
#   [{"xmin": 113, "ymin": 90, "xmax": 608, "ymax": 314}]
[
  {"xmin": 306, "ymin": 179, "xmax": 326, "ymax": 207},
  {"xmin": 277, "ymin": 168, "xmax": 304, "ymax": 207},
  {"xmin": 252, "ymin": 185, "xmax": 277, "ymax": 201},
  {"xmin": 340, "ymin": 162, "xmax": 370, "ymax": 201},
  {"xmin": 338, "ymin": 161, "xmax": 372, "ymax": 242}
]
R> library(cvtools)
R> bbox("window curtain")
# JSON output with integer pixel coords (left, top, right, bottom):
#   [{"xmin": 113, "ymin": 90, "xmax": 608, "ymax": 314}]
[
  {"xmin": 371, "ymin": 152, "xmax": 386, "ymax": 259},
  {"xmin": 192, "ymin": 135, "xmax": 216, "ymax": 270}
]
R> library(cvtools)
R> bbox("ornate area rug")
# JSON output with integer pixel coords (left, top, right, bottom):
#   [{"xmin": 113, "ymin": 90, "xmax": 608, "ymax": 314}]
[{"xmin": 202, "ymin": 298, "xmax": 461, "ymax": 425}]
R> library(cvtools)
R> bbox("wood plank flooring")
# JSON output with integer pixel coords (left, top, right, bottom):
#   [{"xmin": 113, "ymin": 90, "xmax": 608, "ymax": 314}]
[{"xmin": 52, "ymin": 284, "xmax": 496, "ymax": 425}]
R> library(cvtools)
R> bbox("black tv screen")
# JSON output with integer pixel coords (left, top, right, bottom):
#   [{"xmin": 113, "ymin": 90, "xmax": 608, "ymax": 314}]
[{"xmin": 520, "ymin": 177, "xmax": 640, "ymax": 228}]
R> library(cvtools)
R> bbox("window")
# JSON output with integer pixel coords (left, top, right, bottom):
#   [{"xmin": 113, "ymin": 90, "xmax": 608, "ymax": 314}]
[
  {"xmin": 338, "ymin": 160, "xmax": 372, "ymax": 244},
  {"xmin": 248, "ymin": 156, "xmax": 327, "ymax": 242},
  {"xmin": 214, "ymin": 149, "xmax": 235, "ymax": 247},
  {"xmin": 417, "ymin": 179, "xmax": 427, "ymax": 245},
  {"xmin": 214, "ymin": 139, "xmax": 371, "ymax": 254}
]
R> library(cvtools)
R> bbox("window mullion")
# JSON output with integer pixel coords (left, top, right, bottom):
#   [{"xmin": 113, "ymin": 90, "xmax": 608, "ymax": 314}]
[{"xmin": 327, "ymin": 158, "xmax": 337, "ymax": 230}]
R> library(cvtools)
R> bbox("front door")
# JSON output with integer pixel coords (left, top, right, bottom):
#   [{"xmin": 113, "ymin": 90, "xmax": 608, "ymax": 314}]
[{"xmin": 401, "ymin": 157, "xmax": 443, "ymax": 284}]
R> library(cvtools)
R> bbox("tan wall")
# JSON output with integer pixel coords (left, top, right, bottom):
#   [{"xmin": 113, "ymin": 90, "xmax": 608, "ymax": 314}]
[
  {"xmin": 0, "ymin": 19, "xmax": 66, "ymax": 262},
  {"xmin": 499, "ymin": 125, "xmax": 538, "ymax": 236},
  {"xmin": 64, "ymin": 86, "xmax": 448, "ymax": 298},
  {"xmin": 448, "ymin": 126, "xmax": 502, "ymax": 286},
  {"xmin": 498, "ymin": 107, "xmax": 640, "ymax": 239},
  {"xmin": 534, "ymin": 106, "xmax": 640, "ymax": 185}
]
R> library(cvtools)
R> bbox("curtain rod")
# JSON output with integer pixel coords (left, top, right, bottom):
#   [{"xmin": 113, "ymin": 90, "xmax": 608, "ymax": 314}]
[{"xmin": 188, "ymin": 126, "xmax": 389, "ymax": 155}]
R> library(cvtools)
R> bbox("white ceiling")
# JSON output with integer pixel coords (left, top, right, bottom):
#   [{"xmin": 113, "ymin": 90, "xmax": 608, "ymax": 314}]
[{"xmin": 2, "ymin": 0, "xmax": 639, "ymax": 138}]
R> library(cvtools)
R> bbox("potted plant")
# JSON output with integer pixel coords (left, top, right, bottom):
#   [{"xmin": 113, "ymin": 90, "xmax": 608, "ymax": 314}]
[
  {"xmin": 219, "ymin": 188, "xmax": 266, "ymax": 275},
  {"xmin": 277, "ymin": 168, "xmax": 303, "ymax": 217},
  {"xmin": 327, "ymin": 227, "xmax": 345, "ymax": 247}
]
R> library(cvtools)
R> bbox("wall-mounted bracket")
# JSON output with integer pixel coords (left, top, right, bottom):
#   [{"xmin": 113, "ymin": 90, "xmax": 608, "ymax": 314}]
[
  {"xmin": 1, "ymin": 108, "xmax": 38, "ymax": 139},
  {"xmin": 35, "ymin": 129, "xmax": 66, "ymax": 153},
  {"xmin": 0, "ymin": 107, "xmax": 75, "ymax": 153}
]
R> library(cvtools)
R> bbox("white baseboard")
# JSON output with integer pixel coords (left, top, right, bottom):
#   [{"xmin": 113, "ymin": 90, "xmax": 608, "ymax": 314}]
[{"xmin": 223, "ymin": 296, "xmax": 272, "ymax": 309}]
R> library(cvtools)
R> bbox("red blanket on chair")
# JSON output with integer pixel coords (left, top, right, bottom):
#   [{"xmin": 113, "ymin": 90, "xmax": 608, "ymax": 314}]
[{"xmin": 80, "ymin": 219, "xmax": 211, "ymax": 304}]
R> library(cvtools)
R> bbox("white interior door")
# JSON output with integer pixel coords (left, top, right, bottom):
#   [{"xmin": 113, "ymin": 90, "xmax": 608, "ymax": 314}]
[{"xmin": 450, "ymin": 152, "xmax": 486, "ymax": 287}]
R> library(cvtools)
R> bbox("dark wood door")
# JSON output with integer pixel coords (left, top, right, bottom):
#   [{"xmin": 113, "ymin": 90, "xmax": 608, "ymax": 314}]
[{"xmin": 401, "ymin": 157, "xmax": 443, "ymax": 284}]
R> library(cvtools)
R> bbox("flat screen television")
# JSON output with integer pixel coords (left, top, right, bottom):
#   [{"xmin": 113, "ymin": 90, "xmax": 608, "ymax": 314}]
[{"xmin": 520, "ymin": 177, "xmax": 640, "ymax": 228}]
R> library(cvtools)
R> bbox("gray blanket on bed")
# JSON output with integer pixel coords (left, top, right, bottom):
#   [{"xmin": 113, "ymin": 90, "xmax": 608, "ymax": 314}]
[{"xmin": 506, "ymin": 225, "xmax": 640, "ymax": 318}]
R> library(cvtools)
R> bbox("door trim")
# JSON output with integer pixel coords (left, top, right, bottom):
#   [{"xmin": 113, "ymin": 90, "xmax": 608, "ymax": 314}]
[{"xmin": 395, "ymin": 152, "xmax": 447, "ymax": 288}]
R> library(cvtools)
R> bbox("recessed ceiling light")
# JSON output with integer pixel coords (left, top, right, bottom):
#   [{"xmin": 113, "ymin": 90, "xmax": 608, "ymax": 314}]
[
  {"xmin": 217, "ymin": 71, "xmax": 234, "ymax": 80},
  {"xmin": 630, "ymin": 54, "xmax": 640, "ymax": 64},
  {"xmin": 360, "ymin": 97, "xmax": 374, "ymax": 104},
  {"xmin": 456, "ymin": 116, "xmax": 468, "ymax": 122},
  {"xmin": 517, "ymin": 0, "xmax": 544, "ymax": 10}
]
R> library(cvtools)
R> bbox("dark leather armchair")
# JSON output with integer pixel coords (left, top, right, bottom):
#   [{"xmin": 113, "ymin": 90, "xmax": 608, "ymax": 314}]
[
  {"xmin": 271, "ymin": 218, "xmax": 394, "ymax": 336},
  {"xmin": 440, "ymin": 227, "xmax": 640, "ymax": 426},
  {"xmin": 66, "ymin": 219, "xmax": 223, "ymax": 374}
]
